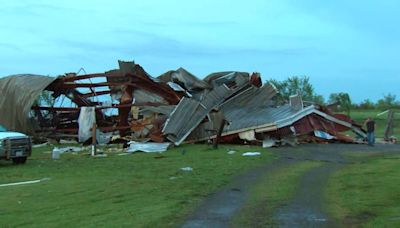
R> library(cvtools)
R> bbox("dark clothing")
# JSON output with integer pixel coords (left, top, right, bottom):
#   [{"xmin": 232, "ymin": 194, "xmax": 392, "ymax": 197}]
[
  {"xmin": 365, "ymin": 119, "xmax": 375, "ymax": 146},
  {"xmin": 366, "ymin": 120, "xmax": 375, "ymax": 133},
  {"xmin": 367, "ymin": 132, "xmax": 375, "ymax": 146}
]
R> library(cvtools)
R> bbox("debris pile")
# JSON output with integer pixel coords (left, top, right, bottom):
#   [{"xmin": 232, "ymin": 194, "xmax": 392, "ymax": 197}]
[{"xmin": 0, "ymin": 60, "xmax": 366, "ymax": 147}]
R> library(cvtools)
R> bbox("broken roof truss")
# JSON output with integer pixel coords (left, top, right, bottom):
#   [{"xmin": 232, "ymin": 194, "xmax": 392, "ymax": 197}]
[{"xmin": 0, "ymin": 60, "xmax": 367, "ymax": 146}]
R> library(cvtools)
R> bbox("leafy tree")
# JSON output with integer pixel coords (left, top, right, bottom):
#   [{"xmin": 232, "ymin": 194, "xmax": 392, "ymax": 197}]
[
  {"xmin": 328, "ymin": 92, "xmax": 352, "ymax": 115},
  {"xmin": 30, "ymin": 91, "xmax": 56, "ymax": 120},
  {"xmin": 269, "ymin": 76, "xmax": 324, "ymax": 105},
  {"xmin": 312, "ymin": 94, "xmax": 325, "ymax": 105},
  {"xmin": 358, "ymin": 99, "xmax": 375, "ymax": 110},
  {"xmin": 33, "ymin": 91, "xmax": 55, "ymax": 107},
  {"xmin": 377, "ymin": 93, "xmax": 397, "ymax": 110}
]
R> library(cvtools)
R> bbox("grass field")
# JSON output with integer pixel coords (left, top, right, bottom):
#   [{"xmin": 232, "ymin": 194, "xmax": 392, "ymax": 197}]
[
  {"xmin": 232, "ymin": 161, "xmax": 322, "ymax": 227},
  {"xmin": 1, "ymin": 111, "xmax": 399, "ymax": 227},
  {"xmin": 349, "ymin": 109, "xmax": 400, "ymax": 138},
  {"xmin": 0, "ymin": 144, "xmax": 273, "ymax": 227},
  {"xmin": 325, "ymin": 152, "xmax": 400, "ymax": 227}
]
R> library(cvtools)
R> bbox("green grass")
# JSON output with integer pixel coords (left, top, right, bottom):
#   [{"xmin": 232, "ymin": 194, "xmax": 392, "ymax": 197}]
[
  {"xmin": 325, "ymin": 153, "xmax": 400, "ymax": 227},
  {"xmin": 0, "ymin": 144, "xmax": 273, "ymax": 227},
  {"xmin": 232, "ymin": 161, "xmax": 322, "ymax": 227},
  {"xmin": 349, "ymin": 109, "xmax": 400, "ymax": 139}
]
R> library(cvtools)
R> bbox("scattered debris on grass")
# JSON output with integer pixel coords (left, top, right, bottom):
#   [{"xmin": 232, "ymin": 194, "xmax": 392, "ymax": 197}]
[
  {"xmin": 242, "ymin": 152, "xmax": 261, "ymax": 156},
  {"xmin": 126, "ymin": 142, "xmax": 170, "ymax": 153},
  {"xmin": 181, "ymin": 167, "xmax": 193, "ymax": 172},
  {"xmin": 52, "ymin": 146, "xmax": 86, "ymax": 159}
]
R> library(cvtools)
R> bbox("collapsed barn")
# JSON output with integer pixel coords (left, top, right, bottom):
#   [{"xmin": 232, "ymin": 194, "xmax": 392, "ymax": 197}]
[{"xmin": 0, "ymin": 60, "xmax": 366, "ymax": 147}]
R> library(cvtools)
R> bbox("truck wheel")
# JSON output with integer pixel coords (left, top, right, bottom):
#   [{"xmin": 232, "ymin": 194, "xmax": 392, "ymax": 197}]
[{"xmin": 12, "ymin": 157, "xmax": 27, "ymax": 164}]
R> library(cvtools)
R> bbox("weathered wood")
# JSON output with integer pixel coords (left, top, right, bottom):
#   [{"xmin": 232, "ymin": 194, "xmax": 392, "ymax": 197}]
[{"xmin": 384, "ymin": 110, "xmax": 394, "ymax": 141}]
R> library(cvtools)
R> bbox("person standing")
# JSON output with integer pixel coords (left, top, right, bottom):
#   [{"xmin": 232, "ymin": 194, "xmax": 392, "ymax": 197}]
[
  {"xmin": 364, "ymin": 117, "xmax": 376, "ymax": 146},
  {"xmin": 209, "ymin": 108, "xmax": 228, "ymax": 149}
]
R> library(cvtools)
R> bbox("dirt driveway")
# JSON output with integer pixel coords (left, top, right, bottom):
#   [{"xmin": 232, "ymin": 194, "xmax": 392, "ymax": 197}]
[{"xmin": 181, "ymin": 143, "xmax": 400, "ymax": 228}]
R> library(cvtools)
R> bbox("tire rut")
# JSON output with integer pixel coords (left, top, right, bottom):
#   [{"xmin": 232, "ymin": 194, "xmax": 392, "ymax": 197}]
[
  {"xmin": 181, "ymin": 158, "xmax": 294, "ymax": 228},
  {"xmin": 181, "ymin": 143, "xmax": 400, "ymax": 228},
  {"xmin": 274, "ymin": 163, "xmax": 341, "ymax": 227}
]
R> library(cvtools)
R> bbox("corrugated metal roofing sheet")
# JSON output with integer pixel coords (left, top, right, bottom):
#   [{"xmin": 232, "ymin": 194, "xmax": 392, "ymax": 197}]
[
  {"xmin": 157, "ymin": 68, "xmax": 211, "ymax": 90},
  {"xmin": 163, "ymin": 78, "xmax": 251, "ymax": 145},
  {"xmin": 187, "ymin": 104, "xmax": 297, "ymax": 142}
]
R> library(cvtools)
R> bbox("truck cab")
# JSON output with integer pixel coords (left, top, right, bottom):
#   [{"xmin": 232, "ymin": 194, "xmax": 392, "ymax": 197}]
[{"xmin": 0, "ymin": 125, "xmax": 32, "ymax": 164}]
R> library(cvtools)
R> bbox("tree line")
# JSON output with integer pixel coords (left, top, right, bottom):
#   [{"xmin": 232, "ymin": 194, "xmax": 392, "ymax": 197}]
[{"xmin": 269, "ymin": 76, "xmax": 399, "ymax": 113}]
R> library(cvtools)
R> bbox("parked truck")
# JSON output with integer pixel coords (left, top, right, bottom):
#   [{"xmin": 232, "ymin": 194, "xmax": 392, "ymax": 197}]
[{"xmin": 0, "ymin": 125, "xmax": 32, "ymax": 164}]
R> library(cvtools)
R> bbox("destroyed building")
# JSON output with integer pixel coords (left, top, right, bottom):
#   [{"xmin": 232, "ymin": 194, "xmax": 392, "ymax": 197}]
[{"xmin": 0, "ymin": 60, "xmax": 366, "ymax": 147}]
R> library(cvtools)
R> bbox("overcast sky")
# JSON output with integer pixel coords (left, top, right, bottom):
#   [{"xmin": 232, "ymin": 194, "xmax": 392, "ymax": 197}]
[{"xmin": 0, "ymin": 0, "xmax": 399, "ymax": 102}]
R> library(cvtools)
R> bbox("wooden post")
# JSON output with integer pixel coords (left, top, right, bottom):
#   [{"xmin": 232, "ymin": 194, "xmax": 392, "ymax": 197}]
[
  {"xmin": 384, "ymin": 110, "xmax": 394, "ymax": 141},
  {"xmin": 92, "ymin": 123, "xmax": 97, "ymax": 156}
]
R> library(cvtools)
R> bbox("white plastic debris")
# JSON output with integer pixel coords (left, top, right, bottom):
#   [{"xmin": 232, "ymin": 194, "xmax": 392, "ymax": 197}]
[
  {"xmin": 52, "ymin": 147, "xmax": 61, "ymax": 159},
  {"xmin": 180, "ymin": 167, "xmax": 193, "ymax": 172},
  {"xmin": 78, "ymin": 106, "xmax": 96, "ymax": 142},
  {"xmin": 239, "ymin": 130, "xmax": 256, "ymax": 141},
  {"xmin": 127, "ymin": 142, "xmax": 170, "ymax": 153},
  {"xmin": 262, "ymin": 138, "xmax": 276, "ymax": 148},
  {"xmin": 227, "ymin": 150, "xmax": 236, "ymax": 155},
  {"xmin": 242, "ymin": 152, "xmax": 261, "ymax": 156},
  {"xmin": 0, "ymin": 178, "xmax": 51, "ymax": 187},
  {"xmin": 91, "ymin": 145, "xmax": 96, "ymax": 156}
]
